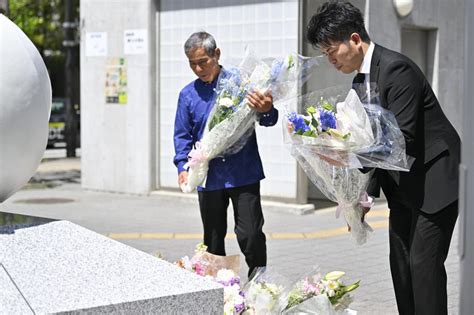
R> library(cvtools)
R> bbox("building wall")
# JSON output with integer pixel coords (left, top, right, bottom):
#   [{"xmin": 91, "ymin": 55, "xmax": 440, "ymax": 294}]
[
  {"xmin": 369, "ymin": 0, "xmax": 464, "ymax": 136},
  {"xmin": 79, "ymin": 0, "xmax": 464, "ymax": 201},
  {"xmin": 80, "ymin": 0, "xmax": 157, "ymax": 194},
  {"xmin": 158, "ymin": 0, "xmax": 301, "ymax": 201}
]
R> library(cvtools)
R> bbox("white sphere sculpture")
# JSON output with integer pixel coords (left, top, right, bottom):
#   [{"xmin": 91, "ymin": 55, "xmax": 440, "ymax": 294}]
[{"xmin": 0, "ymin": 14, "xmax": 52, "ymax": 202}]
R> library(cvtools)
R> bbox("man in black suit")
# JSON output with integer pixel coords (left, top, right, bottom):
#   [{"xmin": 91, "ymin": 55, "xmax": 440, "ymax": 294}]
[{"xmin": 307, "ymin": 2, "xmax": 460, "ymax": 314}]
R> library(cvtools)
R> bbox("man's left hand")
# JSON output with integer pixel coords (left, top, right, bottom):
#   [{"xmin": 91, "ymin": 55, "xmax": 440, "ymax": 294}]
[{"xmin": 247, "ymin": 89, "xmax": 273, "ymax": 113}]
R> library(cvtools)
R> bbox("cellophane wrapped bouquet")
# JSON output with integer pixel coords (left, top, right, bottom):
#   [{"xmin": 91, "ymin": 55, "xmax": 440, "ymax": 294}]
[
  {"xmin": 281, "ymin": 266, "xmax": 359, "ymax": 315},
  {"xmin": 241, "ymin": 267, "xmax": 290, "ymax": 315},
  {"xmin": 281, "ymin": 85, "xmax": 411, "ymax": 244},
  {"xmin": 175, "ymin": 243, "xmax": 244, "ymax": 314},
  {"xmin": 180, "ymin": 49, "xmax": 320, "ymax": 193}
]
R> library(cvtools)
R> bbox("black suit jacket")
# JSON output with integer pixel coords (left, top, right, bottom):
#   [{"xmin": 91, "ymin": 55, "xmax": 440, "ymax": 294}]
[{"xmin": 357, "ymin": 44, "xmax": 460, "ymax": 214}]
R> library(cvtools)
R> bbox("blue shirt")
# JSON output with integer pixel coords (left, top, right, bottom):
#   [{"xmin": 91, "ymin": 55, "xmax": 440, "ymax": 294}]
[{"xmin": 173, "ymin": 68, "xmax": 279, "ymax": 191}]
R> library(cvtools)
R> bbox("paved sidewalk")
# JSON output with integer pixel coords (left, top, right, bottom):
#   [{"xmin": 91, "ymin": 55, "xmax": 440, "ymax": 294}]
[{"xmin": 0, "ymin": 157, "xmax": 461, "ymax": 314}]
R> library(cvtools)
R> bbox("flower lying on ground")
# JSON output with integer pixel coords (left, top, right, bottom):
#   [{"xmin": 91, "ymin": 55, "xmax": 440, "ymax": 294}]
[{"xmin": 283, "ymin": 269, "xmax": 359, "ymax": 312}]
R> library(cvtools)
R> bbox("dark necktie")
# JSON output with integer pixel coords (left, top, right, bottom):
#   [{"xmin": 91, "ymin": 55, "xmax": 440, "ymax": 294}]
[
  {"xmin": 352, "ymin": 73, "xmax": 365, "ymax": 86},
  {"xmin": 352, "ymin": 73, "xmax": 369, "ymax": 103}
]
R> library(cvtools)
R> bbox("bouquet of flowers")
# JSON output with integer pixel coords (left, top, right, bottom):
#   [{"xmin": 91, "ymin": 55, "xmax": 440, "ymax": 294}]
[
  {"xmin": 282, "ymin": 267, "xmax": 359, "ymax": 314},
  {"xmin": 241, "ymin": 267, "xmax": 290, "ymax": 314},
  {"xmin": 180, "ymin": 49, "xmax": 320, "ymax": 193},
  {"xmin": 216, "ymin": 269, "xmax": 247, "ymax": 315},
  {"xmin": 175, "ymin": 242, "xmax": 210, "ymax": 276},
  {"xmin": 281, "ymin": 85, "xmax": 411, "ymax": 244},
  {"xmin": 175, "ymin": 244, "xmax": 245, "ymax": 314},
  {"xmin": 175, "ymin": 242, "xmax": 240, "ymax": 278}
]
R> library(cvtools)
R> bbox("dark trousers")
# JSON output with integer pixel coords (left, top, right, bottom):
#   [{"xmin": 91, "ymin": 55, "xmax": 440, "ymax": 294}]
[
  {"xmin": 198, "ymin": 182, "xmax": 267, "ymax": 277},
  {"xmin": 389, "ymin": 200, "xmax": 458, "ymax": 315}
]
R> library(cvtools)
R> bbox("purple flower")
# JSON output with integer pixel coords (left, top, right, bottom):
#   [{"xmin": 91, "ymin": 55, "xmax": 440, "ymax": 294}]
[
  {"xmin": 234, "ymin": 301, "xmax": 246, "ymax": 313},
  {"xmin": 319, "ymin": 109, "xmax": 336, "ymax": 131},
  {"xmin": 287, "ymin": 112, "xmax": 310, "ymax": 134}
]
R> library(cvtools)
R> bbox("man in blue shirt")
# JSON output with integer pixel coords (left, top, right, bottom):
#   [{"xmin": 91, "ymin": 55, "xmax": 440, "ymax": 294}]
[{"xmin": 173, "ymin": 32, "xmax": 278, "ymax": 277}]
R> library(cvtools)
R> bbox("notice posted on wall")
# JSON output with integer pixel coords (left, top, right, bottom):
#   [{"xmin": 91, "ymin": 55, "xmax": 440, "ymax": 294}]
[
  {"xmin": 124, "ymin": 29, "xmax": 148, "ymax": 55},
  {"xmin": 105, "ymin": 57, "xmax": 127, "ymax": 105},
  {"xmin": 85, "ymin": 32, "xmax": 107, "ymax": 57}
]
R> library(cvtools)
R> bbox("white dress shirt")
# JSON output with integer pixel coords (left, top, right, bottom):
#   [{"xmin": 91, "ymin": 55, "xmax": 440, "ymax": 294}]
[{"xmin": 358, "ymin": 41, "xmax": 375, "ymax": 102}]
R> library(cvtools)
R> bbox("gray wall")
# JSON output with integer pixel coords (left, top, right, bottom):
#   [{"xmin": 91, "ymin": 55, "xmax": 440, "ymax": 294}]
[
  {"xmin": 369, "ymin": 0, "xmax": 464, "ymax": 136},
  {"xmin": 460, "ymin": 0, "xmax": 473, "ymax": 312},
  {"xmin": 80, "ymin": 0, "xmax": 157, "ymax": 194}
]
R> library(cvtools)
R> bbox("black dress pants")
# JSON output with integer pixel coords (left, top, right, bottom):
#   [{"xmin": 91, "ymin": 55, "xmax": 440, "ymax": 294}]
[
  {"xmin": 198, "ymin": 182, "xmax": 266, "ymax": 277},
  {"xmin": 388, "ymin": 200, "xmax": 458, "ymax": 315}
]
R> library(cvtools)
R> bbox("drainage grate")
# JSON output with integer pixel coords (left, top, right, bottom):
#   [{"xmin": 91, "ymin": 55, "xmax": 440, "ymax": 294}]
[{"xmin": 13, "ymin": 198, "xmax": 75, "ymax": 204}]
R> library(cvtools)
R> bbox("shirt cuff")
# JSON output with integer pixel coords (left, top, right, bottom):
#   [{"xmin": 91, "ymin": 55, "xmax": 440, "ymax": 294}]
[{"xmin": 177, "ymin": 161, "xmax": 188, "ymax": 174}]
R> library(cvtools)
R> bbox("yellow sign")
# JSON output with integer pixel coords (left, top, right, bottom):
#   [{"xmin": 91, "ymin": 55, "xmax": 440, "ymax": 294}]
[{"xmin": 105, "ymin": 57, "xmax": 127, "ymax": 104}]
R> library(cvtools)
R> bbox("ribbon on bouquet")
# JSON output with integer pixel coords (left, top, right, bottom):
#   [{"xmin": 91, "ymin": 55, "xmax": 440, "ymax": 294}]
[
  {"xmin": 183, "ymin": 141, "xmax": 208, "ymax": 170},
  {"xmin": 335, "ymin": 192, "xmax": 374, "ymax": 219}
]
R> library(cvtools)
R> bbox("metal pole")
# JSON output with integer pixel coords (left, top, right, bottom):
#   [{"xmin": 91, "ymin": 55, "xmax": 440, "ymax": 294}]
[
  {"xmin": 63, "ymin": 0, "xmax": 78, "ymax": 157},
  {"xmin": 0, "ymin": 0, "xmax": 9, "ymax": 15},
  {"xmin": 459, "ymin": 0, "xmax": 474, "ymax": 313}
]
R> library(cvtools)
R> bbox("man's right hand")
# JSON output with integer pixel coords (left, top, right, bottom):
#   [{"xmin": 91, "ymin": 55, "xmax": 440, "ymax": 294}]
[{"xmin": 178, "ymin": 171, "xmax": 189, "ymax": 187}]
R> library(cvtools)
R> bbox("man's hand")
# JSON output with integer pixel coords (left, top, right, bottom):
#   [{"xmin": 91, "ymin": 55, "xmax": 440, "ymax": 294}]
[
  {"xmin": 246, "ymin": 89, "xmax": 273, "ymax": 113},
  {"xmin": 348, "ymin": 193, "xmax": 374, "ymax": 232},
  {"xmin": 361, "ymin": 205, "xmax": 371, "ymax": 223},
  {"xmin": 360, "ymin": 193, "xmax": 374, "ymax": 223},
  {"xmin": 178, "ymin": 171, "xmax": 188, "ymax": 187}
]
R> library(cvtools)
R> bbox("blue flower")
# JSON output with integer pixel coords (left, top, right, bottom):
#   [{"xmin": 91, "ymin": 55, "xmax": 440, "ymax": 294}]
[
  {"xmin": 319, "ymin": 109, "xmax": 336, "ymax": 131},
  {"xmin": 270, "ymin": 60, "xmax": 285, "ymax": 82},
  {"xmin": 287, "ymin": 112, "xmax": 310, "ymax": 133}
]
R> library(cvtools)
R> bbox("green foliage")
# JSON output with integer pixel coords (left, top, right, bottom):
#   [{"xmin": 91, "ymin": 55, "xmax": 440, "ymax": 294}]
[
  {"xmin": 208, "ymin": 105, "xmax": 234, "ymax": 131},
  {"xmin": 8, "ymin": 0, "xmax": 79, "ymax": 55},
  {"xmin": 328, "ymin": 280, "xmax": 360, "ymax": 305},
  {"xmin": 285, "ymin": 291, "xmax": 304, "ymax": 310},
  {"xmin": 318, "ymin": 97, "xmax": 335, "ymax": 112}
]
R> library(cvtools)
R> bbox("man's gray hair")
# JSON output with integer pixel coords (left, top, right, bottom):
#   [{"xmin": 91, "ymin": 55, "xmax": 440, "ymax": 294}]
[{"xmin": 184, "ymin": 32, "xmax": 217, "ymax": 56}]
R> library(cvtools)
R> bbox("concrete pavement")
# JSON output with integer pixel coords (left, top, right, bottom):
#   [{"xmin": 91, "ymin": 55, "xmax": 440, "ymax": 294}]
[{"xmin": 0, "ymin": 156, "xmax": 460, "ymax": 314}]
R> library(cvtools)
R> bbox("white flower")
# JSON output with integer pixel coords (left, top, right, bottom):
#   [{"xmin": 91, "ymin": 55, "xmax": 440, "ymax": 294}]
[
  {"xmin": 321, "ymin": 279, "xmax": 339, "ymax": 298},
  {"xmin": 327, "ymin": 280, "xmax": 340, "ymax": 290},
  {"xmin": 216, "ymin": 268, "xmax": 236, "ymax": 283},
  {"xmin": 181, "ymin": 256, "xmax": 192, "ymax": 271},
  {"xmin": 218, "ymin": 97, "xmax": 234, "ymax": 108},
  {"xmin": 325, "ymin": 271, "xmax": 345, "ymax": 281},
  {"xmin": 223, "ymin": 302, "xmax": 234, "ymax": 315},
  {"xmin": 246, "ymin": 282, "xmax": 282, "ymax": 314},
  {"xmin": 326, "ymin": 289, "xmax": 336, "ymax": 297}
]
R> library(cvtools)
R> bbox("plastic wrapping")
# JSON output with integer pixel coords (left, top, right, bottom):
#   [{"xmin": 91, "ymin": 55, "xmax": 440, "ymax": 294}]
[
  {"xmin": 181, "ymin": 50, "xmax": 321, "ymax": 193},
  {"xmin": 241, "ymin": 267, "xmax": 291, "ymax": 314},
  {"xmin": 281, "ymin": 265, "xmax": 359, "ymax": 315},
  {"xmin": 281, "ymin": 85, "xmax": 411, "ymax": 170},
  {"xmin": 281, "ymin": 85, "xmax": 412, "ymax": 244}
]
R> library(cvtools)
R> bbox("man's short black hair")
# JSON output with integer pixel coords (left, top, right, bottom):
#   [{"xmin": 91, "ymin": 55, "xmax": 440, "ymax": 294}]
[{"xmin": 306, "ymin": 1, "xmax": 370, "ymax": 48}]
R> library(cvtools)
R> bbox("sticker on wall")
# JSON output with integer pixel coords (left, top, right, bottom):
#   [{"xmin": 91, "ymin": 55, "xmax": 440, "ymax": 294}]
[
  {"xmin": 124, "ymin": 29, "xmax": 148, "ymax": 55},
  {"xmin": 105, "ymin": 57, "xmax": 127, "ymax": 104},
  {"xmin": 85, "ymin": 32, "xmax": 107, "ymax": 57}
]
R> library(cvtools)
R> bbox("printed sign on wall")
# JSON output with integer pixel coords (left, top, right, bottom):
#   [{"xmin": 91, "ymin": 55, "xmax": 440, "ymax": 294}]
[
  {"xmin": 105, "ymin": 57, "xmax": 127, "ymax": 104},
  {"xmin": 124, "ymin": 29, "xmax": 148, "ymax": 55},
  {"xmin": 85, "ymin": 32, "xmax": 107, "ymax": 57}
]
